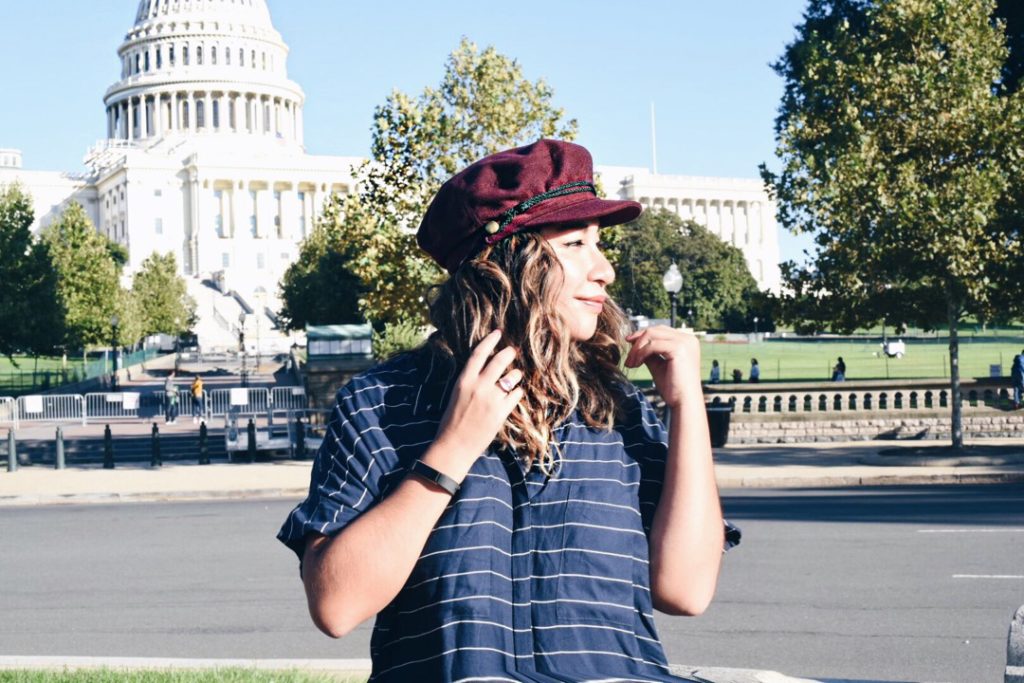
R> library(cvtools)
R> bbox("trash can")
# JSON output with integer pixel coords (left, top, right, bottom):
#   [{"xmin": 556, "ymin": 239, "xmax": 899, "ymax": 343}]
[{"xmin": 705, "ymin": 402, "xmax": 733, "ymax": 447}]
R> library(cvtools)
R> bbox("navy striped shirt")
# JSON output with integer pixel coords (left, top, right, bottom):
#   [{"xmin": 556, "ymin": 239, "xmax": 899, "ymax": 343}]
[{"xmin": 279, "ymin": 350, "xmax": 739, "ymax": 682}]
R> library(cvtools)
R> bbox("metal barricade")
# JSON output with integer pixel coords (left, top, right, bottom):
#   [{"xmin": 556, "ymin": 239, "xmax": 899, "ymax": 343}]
[
  {"xmin": 85, "ymin": 392, "xmax": 142, "ymax": 421},
  {"xmin": 0, "ymin": 396, "xmax": 16, "ymax": 427},
  {"xmin": 271, "ymin": 386, "xmax": 309, "ymax": 412},
  {"xmin": 15, "ymin": 394, "xmax": 86, "ymax": 425},
  {"xmin": 207, "ymin": 387, "xmax": 270, "ymax": 416}
]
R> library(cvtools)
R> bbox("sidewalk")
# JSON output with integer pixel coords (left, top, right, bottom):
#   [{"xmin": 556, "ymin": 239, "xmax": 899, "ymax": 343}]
[{"xmin": 2, "ymin": 438, "xmax": 1022, "ymax": 506}]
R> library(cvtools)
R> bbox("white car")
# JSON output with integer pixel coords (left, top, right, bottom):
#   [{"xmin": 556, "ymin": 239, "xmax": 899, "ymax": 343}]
[{"xmin": 882, "ymin": 339, "xmax": 906, "ymax": 359}]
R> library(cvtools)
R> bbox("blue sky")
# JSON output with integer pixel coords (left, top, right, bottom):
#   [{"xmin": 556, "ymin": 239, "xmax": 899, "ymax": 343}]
[{"xmin": 0, "ymin": 0, "xmax": 812, "ymax": 261}]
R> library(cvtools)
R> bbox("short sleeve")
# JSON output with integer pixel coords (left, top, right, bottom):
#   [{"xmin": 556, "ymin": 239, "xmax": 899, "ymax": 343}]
[
  {"xmin": 619, "ymin": 386, "xmax": 741, "ymax": 552},
  {"xmin": 276, "ymin": 384, "xmax": 402, "ymax": 561}
]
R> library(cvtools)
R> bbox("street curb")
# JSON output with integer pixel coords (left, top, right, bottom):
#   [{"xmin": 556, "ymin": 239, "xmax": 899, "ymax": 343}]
[
  {"xmin": 3, "ymin": 471, "xmax": 1024, "ymax": 508},
  {"xmin": 0, "ymin": 656, "xmax": 827, "ymax": 683},
  {"xmin": 0, "ymin": 488, "xmax": 309, "ymax": 507},
  {"xmin": 717, "ymin": 471, "xmax": 1024, "ymax": 489},
  {"xmin": 0, "ymin": 656, "xmax": 372, "ymax": 673}
]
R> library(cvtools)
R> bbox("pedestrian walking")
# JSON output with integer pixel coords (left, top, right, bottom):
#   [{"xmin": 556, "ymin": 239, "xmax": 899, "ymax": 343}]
[
  {"xmin": 278, "ymin": 139, "xmax": 739, "ymax": 682},
  {"xmin": 164, "ymin": 373, "xmax": 178, "ymax": 424},
  {"xmin": 190, "ymin": 375, "xmax": 205, "ymax": 423},
  {"xmin": 710, "ymin": 358, "xmax": 721, "ymax": 384},
  {"xmin": 749, "ymin": 357, "xmax": 760, "ymax": 383}
]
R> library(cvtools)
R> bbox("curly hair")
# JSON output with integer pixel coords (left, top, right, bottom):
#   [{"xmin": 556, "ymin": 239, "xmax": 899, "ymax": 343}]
[{"xmin": 424, "ymin": 231, "xmax": 630, "ymax": 474}]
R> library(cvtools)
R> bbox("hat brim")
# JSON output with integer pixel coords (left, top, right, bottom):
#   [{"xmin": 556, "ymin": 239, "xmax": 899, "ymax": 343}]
[{"xmin": 519, "ymin": 196, "xmax": 643, "ymax": 231}]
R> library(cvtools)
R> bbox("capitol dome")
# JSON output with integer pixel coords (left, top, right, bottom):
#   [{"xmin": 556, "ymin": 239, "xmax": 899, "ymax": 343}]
[{"xmin": 103, "ymin": 0, "xmax": 305, "ymax": 147}]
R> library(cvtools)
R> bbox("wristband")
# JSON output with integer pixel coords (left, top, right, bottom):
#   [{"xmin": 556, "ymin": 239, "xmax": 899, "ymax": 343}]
[{"xmin": 408, "ymin": 459, "xmax": 460, "ymax": 496}]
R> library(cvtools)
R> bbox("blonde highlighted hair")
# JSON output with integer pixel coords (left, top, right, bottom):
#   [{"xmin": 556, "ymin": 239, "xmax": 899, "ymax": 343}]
[{"xmin": 425, "ymin": 232, "xmax": 630, "ymax": 474}]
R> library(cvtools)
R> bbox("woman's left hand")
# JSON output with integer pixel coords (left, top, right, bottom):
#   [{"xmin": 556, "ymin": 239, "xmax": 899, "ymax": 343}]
[{"xmin": 624, "ymin": 325, "xmax": 702, "ymax": 409}]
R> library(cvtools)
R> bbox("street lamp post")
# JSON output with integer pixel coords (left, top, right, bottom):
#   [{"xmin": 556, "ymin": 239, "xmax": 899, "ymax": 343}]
[
  {"xmin": 753, "ymin": 316, "xmax": 759, "ymax": 336},
  {"xmin": 238, "ymin": 313, "xmax": 247, "ymax": 388},
  {"xmin": 662, "ymin": 263, "xmax": 683, "ymax": 328},
  {"xmin": 109, "ymin": 314, "xmax": 120, "ymax": 390}
]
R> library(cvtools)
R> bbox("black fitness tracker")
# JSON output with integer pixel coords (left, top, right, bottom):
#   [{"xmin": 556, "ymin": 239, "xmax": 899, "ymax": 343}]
[{"xmin": 409, "ymin": 459, "xmax": 460, "ymax": 496}]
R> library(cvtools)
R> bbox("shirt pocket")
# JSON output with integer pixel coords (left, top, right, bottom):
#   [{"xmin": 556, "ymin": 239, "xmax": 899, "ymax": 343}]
[{"xmin": 556, "ymin": 479, "xmax": 642, "ymax": 628}]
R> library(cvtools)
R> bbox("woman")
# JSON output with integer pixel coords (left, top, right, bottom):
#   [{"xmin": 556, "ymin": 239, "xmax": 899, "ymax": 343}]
[{"xmin": 278, "ymin": 139, "xmax": 739, "ymax": 682}]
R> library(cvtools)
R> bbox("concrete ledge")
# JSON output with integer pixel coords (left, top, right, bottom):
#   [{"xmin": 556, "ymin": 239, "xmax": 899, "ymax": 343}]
[{"xmin": 0, "ymin": 656, "xmax": 830, "ymax": 683}]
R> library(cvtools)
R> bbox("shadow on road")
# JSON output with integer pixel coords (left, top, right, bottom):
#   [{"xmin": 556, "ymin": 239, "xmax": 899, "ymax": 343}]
[{"xmin": 721, "ymin": 483, "xmax": 1024, "ymax": 526}]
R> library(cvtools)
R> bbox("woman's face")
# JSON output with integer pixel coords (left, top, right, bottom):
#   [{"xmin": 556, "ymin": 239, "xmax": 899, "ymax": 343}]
[{"xmin": 539, "ymin": 222, "xmax": 615, "ymax": 341}]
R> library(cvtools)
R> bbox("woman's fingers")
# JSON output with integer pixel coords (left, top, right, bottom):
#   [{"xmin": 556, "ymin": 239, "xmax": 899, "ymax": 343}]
[
  {"xmin": 479, "ymin": 346, "xmax": 517, "ymax": 386},
  {"xmin": 463, "ymin": 329, "xmax": 503, "ymax": 378},
  {"xmin": 496, "ymin": 368, "xmax": 523, "ymax": 394},
  {"xmin": 624, "ymin": 326, "xmax": 696, "ymax": 367}
]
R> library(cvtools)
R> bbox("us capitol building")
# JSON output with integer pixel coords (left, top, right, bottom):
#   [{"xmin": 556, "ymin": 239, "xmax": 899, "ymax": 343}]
[{"xmin": 0, "ymin": 0, "xmax": 780, "ymax": 352}]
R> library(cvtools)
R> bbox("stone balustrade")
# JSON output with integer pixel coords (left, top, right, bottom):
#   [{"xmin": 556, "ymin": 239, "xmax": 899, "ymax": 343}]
[{"xmin": 703, "ymin": 378, "xmax": 1014, "ymax": 416}]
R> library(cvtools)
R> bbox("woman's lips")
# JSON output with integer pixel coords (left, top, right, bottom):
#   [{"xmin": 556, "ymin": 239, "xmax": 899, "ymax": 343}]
[{"xmin": 576, "ymin": 296, "xmax": 606, "ymax": 312}]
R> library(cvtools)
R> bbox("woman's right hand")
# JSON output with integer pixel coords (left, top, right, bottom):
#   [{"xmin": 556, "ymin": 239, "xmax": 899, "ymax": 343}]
[{"xmin": 432, "ymin": 330, "xmax": 523, "ymax": 474}]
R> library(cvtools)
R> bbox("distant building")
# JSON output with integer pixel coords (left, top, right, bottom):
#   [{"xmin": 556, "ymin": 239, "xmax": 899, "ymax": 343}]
[
  {"xmin": 598, "ymin": 166, "xmax": 781, "ymax": 293},
  {"xmin": 1, "ymin": 0, "xmax": 781, "ymax": 353}
]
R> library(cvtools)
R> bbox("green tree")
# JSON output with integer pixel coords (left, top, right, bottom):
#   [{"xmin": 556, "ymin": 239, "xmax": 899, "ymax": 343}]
[
  {"xmin": 278, "ymin": 195, "xmax": 366, "ymax": 330},
  {"xmin": 0, "ymin": 184, "xmax": 63, "ymax": 358},
  {"xmin": 130, "ymin": 252, "xmax": 196, "ymax": 338},
  {"xmin": 610, "ymin": 209, "xmax": 763, "ymax": 330},
  {"xmin": 761, "ymin": 0, "xmax": 1024, "ymax": 449},
  {"xmin": 346, "ymin": 37, "xmax": 579, "ymax": 326},
  {"xmin": 42, "ymin": 202, "xmax": 125, "ymax": 350}
]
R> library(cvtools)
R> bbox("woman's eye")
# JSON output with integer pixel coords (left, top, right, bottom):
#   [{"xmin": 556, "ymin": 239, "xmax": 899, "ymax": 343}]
[{"xmin": 564, "ymin": 240, "xmax": 585, "ymax": 248}]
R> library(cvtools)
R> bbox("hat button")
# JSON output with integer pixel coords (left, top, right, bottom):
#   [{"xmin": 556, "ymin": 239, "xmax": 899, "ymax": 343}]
[{"xmin": 483, "ymin": 220, "xmax": 500, "ymax": 235}]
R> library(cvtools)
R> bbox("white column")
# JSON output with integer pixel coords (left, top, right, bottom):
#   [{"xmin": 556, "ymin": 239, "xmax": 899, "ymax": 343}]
[
  {"xmin": 142, "ymin": 95, "xmax": 150, "ymax": 138},
  {"xmin": 219, "ymin": 93, "xmax": 228, "ymax": 131},
  {"xmin": 231, "ymin": 181, "xmax": 243, "ymax": 238},
  {"xmin": 254, "ymin": 95, "xmax": 263, "ymax": 134},
  {"xmin": 191, "ymin": 92, "xmax": 198, "ymax": 132},
  {"xmin": 127, "ymin": 98, "xmax": 135, "ymax": 141},
  {"xmin": 154, "ymin": 94, "xmax": 164, "ymax": 137},
  {"xmin": 203, "ymin": 92, "xmax": 212, "ymax": 130}
]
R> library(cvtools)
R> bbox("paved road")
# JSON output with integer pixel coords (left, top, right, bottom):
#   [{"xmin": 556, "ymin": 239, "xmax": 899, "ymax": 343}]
[{"xmin": 1, "ymin": 486, "xmax": 1021, "ymax": 682}]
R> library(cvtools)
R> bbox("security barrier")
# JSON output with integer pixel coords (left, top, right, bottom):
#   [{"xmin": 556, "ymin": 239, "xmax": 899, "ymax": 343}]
[
  {"xmin": 271, "ymin": 386, "xmax": 308, "ymax": 412},
  {"xmin": 85, "ymin": 392, "xmax": 142, "ymax": 420},
  {"xmin": 207, "ymin": 387, "xmax": 271, "ymax": 417},
  {"xmin": 0, "ymin": 386, "xmax": 310, "ymax": 426},
  {"xmin": 0, "ymin": 397, "xmax": 16, "ymax": 427},
  {"xmin": 16, "ymin": 394, "xmax": 86, "ymax": 425}
]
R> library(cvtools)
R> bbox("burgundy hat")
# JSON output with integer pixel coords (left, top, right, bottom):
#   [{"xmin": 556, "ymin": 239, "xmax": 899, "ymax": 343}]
[{"xmin": 417, "ymin": 139, "xmax": 643, "ymax": 274}]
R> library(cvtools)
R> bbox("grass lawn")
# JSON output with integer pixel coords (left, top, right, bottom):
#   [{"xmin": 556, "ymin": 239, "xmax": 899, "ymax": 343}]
[
  {"xmin": 624, "ymin": 336, "xmax": 1024, "ymax": 384},
  {"xmin": 0, "ymin": 669, "xmax": 366, "ymax": 683}
]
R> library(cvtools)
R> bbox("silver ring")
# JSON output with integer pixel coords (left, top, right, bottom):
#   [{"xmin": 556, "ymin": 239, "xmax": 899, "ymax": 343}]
[{"xmin": 498, "ymin": 376, "xmax": 516, "ymax": 393}]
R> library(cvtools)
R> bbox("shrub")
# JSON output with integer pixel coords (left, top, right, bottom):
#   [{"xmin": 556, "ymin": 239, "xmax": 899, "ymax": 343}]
[{"xmin": 372, "ymin": 319, "xmax": 425, "ymax": 361}]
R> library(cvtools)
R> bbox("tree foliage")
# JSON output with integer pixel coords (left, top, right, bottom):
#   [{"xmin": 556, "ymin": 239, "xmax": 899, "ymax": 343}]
[
  {"xmin": 609, "ymin": 209, "xmax": 765, "ymax": 330},
  {"xmin": 345, "ymin": 37, "xmax": 579, "ymax": 326},
  {"xmin": 0, "ymin": 184, "xmax": 63, "ymax": 358},
  {"xmin": 42, "ymin": 202, "xmax": 126, "ymax": 350},
  {"xmin": 762, "ymin": 0, "xmax": 1024, "ymax": 448},
  {"xmin": 278, "ymin": 195, "xmax": 366, "ymax": 330},
  {"xmin": 130, "ymin": 252, "xmax": 196, "ymax": 338}
]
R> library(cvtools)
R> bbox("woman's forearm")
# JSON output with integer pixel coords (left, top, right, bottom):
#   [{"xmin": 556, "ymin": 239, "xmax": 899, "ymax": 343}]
[
  {"xmin": 302, "ymin": 440, "xmax": 477, "ymax": 637},
  {"xmin": 648, "ymin": 386, "xmax": 725, "ymax": 616}
]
